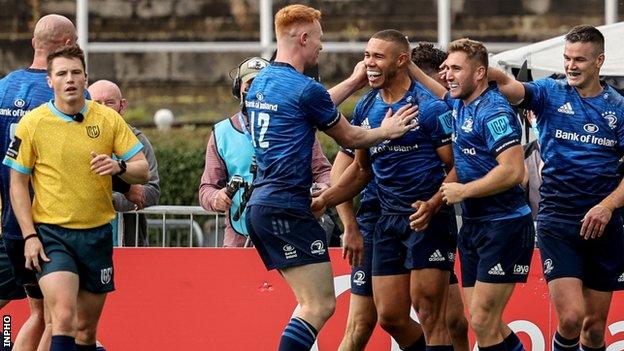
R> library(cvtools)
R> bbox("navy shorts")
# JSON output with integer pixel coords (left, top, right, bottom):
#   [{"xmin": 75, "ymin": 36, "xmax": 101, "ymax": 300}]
[
  {"xmin": 459, "ymin": 214, "xmax": 535, "ymax": 287},
  {"xmin": 0, "ymin": 240, "xmax": 25, "ymax": 300},
  {"xmin": 3, "ymin": 236, "xmax": 38, "ymax": 287},
  {"xmin": 350, "ymin": 215, "xmax": 376, "ymax": 296},
  {"xmin": 246, "ymin": 205, "xmax": 330, "ymax": 270},
  {"xmin": 38, "ymin": 224, "xmax": 115, "ymax": 294},
  {"xmin": 372, "ymin": 210, "xmax": 456, "ymax": 276},
  {"xmin": 537, "ymin": 216, "xmax": 624, "ymax": 292}
]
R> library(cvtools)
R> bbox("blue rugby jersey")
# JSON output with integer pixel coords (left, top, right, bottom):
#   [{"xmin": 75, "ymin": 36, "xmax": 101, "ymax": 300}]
[
  {"xmin": 0, "ymin": 69, "xmax": 54, "ymax": 239},
  {"xmin": 353, "ymin": 81, "xmax": 452, "ymax": 214},
  {"xmin": 245, "ymin": 62, "xmax": 341, "ymax": 210},
  {"xmin": 447, "ymin": 83, "xmax": 529, "ymax": 221},
  {"xmin": 521, "ymin": 78, "xmax": 624, "ymax": 224}
]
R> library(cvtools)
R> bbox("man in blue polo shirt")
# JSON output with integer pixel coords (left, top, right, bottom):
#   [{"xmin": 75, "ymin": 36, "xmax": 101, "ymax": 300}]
[
  {"xmin": 243, "ymin": 5, "xmax": 417, "ymax": 351},
  {"xmin": 489, "ymin": 25, "xmax": 624, "ymax": 351}
]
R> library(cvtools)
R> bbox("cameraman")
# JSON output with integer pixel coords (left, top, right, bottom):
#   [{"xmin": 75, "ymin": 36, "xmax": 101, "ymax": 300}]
[{"xmin": 199, "ymin": 57, "xmax": 332, "ymax": 247}]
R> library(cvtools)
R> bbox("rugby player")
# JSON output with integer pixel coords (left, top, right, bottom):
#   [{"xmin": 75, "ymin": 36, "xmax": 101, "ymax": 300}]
[
  {"xmin": 243, "ymin": 5, "xmax": 418, "ymax": 350},
  {"xmin": 489, "ymin": 25, "xmax": 624, "ymax": 351},
  {"xmin": 407, "ymin": 38, "xmax": 534, "ymax": 351}
]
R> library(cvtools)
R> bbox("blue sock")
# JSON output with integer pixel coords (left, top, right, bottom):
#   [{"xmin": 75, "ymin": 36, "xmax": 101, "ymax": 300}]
[
  {"xmin": 581, "ymin": 344, "xmax": 605, "ymax": 351},
  {"xmin": 426, "ymin": 345, "xmax": 454, "ymax": 351},
  {"xmin": 277, "ymin": 317, "xmax": 318, "ymax": 351},
  {"xmin": 553, "ymin": 331, "xmax": 580, "ymax": 351},
  {"xmin": 504, "ymin": 331, "xmax": 525, "ymax": 351},
  {"xmin": 51, "ymin": 335, "xmax": 76, "ymax": 351},
  {"xmin": 478, "ymin": 340, "xmax": 508, "ymax": 351},
  {"xmin": 75, "ymin": 344, "xmax": 96, "ymax": 351},
  {"xmin": 404, "ymin": 335, "xmax": 426, "ymax": 351}
]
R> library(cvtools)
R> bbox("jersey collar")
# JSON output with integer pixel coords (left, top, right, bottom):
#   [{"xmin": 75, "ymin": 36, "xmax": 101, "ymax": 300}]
[{"xmin": 47, "ymin": 100, "xmax": 89, "ymax": 122}]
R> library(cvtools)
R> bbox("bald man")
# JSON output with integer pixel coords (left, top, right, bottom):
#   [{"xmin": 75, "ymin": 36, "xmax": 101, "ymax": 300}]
[
  {"xmin": 88, "ymin": 80, "xmax": 160, "ymax": 246},
  {"xmin": 0, "ymin": 14, "xmax": 77, "ymax": 351}
]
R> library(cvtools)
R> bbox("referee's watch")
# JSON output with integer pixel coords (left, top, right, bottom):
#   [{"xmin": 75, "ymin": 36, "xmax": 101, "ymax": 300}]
[{"xmin": 114, "ymin": 159, "xmax": 127, "ymax": 176}]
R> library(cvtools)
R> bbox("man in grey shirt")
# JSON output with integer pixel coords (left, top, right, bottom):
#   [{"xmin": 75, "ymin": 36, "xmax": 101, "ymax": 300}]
[{"xmin": 88, "ymin": 80, "xmax": 160, "ymax": 246}]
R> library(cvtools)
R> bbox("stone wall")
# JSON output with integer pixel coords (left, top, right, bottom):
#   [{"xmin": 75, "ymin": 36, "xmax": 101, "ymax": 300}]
[{"xmin": 0, "ymin": 0, "xmax": 618, "ymax": 85}]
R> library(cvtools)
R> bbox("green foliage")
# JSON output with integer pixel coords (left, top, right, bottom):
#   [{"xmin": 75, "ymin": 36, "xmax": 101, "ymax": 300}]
[{"xmin": 143, "ymin": 127, "xmax": 211, "ymax": 206}]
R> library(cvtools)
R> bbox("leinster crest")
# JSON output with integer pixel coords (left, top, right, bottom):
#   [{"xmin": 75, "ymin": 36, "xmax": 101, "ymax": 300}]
[{"xmin": 86, "ymin": 125, "xmax": 100, "ymax": 139}]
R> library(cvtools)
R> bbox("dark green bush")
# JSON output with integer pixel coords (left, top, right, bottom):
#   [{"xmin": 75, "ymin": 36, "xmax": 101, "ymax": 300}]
[{"xmin": 143, "ymin": 126, "xmax": 211, "ymax": 206}]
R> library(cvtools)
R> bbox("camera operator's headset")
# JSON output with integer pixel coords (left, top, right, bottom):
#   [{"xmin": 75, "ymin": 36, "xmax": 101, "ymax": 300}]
[{"xmin": 230, "ymin": 57, "xmax": 270, "ymax": 99}]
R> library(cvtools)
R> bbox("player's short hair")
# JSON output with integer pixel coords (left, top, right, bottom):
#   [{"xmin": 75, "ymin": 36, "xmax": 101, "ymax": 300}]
[
  {"xmin": 411, "ymin": 42, "xmax": 447, "ymax": 75},
  {"xmin": 47, "ymin": 45, "xmax": 86, "ymax": 74},
  {"xmin": 371, "ymin": 29, "xmax": 410, "ymax": 54},
  {"xmin": 447, "ymin": 38, "xmax": 488, "ymax": 68},
  {"xmin": 275, "ymin": 4, "xmax": 321, "ymax": 38},
  {"xmin": 564, "ymin": 25, "xmax": 604, "ymax": 55}
]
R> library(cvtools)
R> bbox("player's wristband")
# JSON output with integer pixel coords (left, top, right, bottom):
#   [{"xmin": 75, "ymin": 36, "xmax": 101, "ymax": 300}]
[{"xmin": 23, "ymin": 233, "xmax": 39, "ymax": 242}]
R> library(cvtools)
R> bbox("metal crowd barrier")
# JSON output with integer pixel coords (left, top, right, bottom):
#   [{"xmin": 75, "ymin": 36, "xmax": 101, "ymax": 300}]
[{"xmin": 115, "ymin": 206, "xmax": 223, "ymax": 248}]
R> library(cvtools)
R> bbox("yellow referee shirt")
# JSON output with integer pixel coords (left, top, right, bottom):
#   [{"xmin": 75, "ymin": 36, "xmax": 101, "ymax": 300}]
[{"xmin": 3, "ymin": 100, "xmax": 143, "ymax": 229}]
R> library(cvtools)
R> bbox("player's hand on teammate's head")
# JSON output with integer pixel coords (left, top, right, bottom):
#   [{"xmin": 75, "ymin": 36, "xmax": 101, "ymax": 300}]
[
  {"xmin": 381, "ymin": 104, "xmax": 419, "ymax": 139},
  {"xmin": 350, "ymin": 60, "xmax": 368, "ymax": 90}
]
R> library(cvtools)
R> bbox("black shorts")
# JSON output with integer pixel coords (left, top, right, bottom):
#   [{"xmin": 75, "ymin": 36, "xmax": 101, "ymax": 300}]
[
  {"xmin": 458, "ymin": 214, "xmax": 535, "ymax": 287},
  {"xmin": 2, "ymin": 236, "xmax": 38, "ymax": 287},
  {"xmin": 246, "ymin": 205, "xmax": 330, "ymax": 271},
  {"xmin": 0, "ymin": 240, "xmax": 25, "ymax": 300},
  {"xmin": 38, "ymin": 224, "xmax": 115, "ymax": 294},
  {"xmin": 537, "ymin": 216, "xmax": 624, "ymax": 291}
]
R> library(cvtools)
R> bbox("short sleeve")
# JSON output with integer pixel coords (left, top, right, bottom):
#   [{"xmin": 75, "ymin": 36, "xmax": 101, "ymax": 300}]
[
  {"xmin": 519, "ymin": 78, "xmax": 553, "ymax": 116},
  {"xmin": 112, "ymin": 113, "xmax": 143, "ymax": 160},
  {"xmin": 420, "ymin": 100, "xmax": 453, "ymax": 148},
  {"xmin": 3, "ymin": 118, "xmax": 35, "ymax": 174},
  {"xmin": 300, "ymin": 80, "xmax": 341, "ymax": 130},
  {"xmin": 479, "ymin": 111, "xmax": 522, "ymax": 157}
]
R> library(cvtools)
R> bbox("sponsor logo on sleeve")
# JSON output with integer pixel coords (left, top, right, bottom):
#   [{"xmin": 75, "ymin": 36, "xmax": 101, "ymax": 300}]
[
  {"xmin": 438, "ymin": 111, "xmax": 454, "ymax": 134},
  {"xmin": 486, "ymin": 115, "xmax": 513, "ymax": 141},
  {"xmin": 6, "ymin": 136, "xmax": 21, "ymax": 159}
]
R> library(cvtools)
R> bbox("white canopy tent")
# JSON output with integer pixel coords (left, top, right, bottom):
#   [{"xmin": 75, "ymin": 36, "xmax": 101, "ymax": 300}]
[{"xmin": 492, "ymin": 22, "xmax": 624, "ymax": 78}]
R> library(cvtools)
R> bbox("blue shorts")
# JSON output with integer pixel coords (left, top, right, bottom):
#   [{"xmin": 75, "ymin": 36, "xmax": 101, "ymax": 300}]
[
  {"xmin": 0, "ymin": 240, "xmax": 25, "ymax": 300},
  {"xmin": 537, "ymin": 216, "xmax": 624, "ymax": 291},
  {"xmin": 372, "ymin": 210, "xmax": 456, "ymax": 276},
  {"xmin": 459, "ymin": 214, "xmax": 535, "ymax": 287},
  {"xmin": 246, "ymin": 205, "xmax": 330, "ymax": 270},
  {"xmin": 3, "ymin": 236, "xmax": 38, "ymax": 287},
  {"xmin": 350, "ymin": 215, "xmax": 376, "ymax": 296}
]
